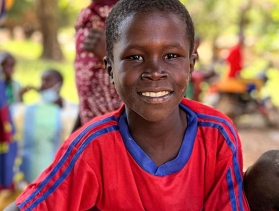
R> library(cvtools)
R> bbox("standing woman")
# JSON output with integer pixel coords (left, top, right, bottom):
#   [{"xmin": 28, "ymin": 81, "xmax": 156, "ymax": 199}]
[{"xmin": 74, "ymin": 0, "xmax": 121, "ymax": 126}]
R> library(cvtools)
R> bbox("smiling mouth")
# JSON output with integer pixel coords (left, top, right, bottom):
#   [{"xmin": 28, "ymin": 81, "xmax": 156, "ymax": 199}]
[{"xmin": 140, "ymin": 91, "xmax": 170, "ymax": 97}]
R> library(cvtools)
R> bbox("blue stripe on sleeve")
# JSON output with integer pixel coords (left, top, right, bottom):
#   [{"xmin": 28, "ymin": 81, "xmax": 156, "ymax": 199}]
[
  {"xmin": 198, "ymin": 120, "xmax": 244, "ymax": 211},
  {"xmin": 198, "ymin": 122, "xmax": 235, "ymax": 152},
  {"xmin": 227, "ymin": 168, "xmax": 237, "ymax": 211},
  {"xmin": 26, "ymin": 125, "xmax": 118, "ymax": 211}
]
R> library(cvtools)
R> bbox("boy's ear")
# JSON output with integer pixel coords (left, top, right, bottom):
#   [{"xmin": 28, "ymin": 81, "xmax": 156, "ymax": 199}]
[
  {"xmin": 190, "ymin": 53, "xmax": 197, "ymax": 74},
  {"xmin": 104, "ymin": 56, "xmax": 114, "ymax": 84}
]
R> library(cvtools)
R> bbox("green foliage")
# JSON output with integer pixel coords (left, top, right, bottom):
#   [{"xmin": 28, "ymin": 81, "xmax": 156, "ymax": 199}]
[
  {"xmin": 57, "ymin": 0, "xmax": 87, "ymax": 28},
  {"xmin": 182, "ymin": 0, "xmax": 242, "ymax": 38},
  {"xmin": 181, "ymin": 0, "xmax": 279, "ymax": 53},
  {"xmin": 6, "ymin": 0, "xmax": 33, "ymax": 19},
  {"xmin": 4, "ymin": 0, "xmax": 90, "ymax": 30},
  {"xmin": 180, "ymin": 0, "xmax": 279, "ymax": 105}
]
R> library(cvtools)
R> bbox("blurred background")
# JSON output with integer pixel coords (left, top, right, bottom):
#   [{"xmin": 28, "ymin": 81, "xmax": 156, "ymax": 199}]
[
  {"xmin": 0, "ymin": 0, "xmax": 279, "ymax": 174},
  {"xmin": 0, "ymin": 0, "xmax": 90, "ymax": 104},
  {"xmin": 1, "ymin": 0, "xmax": 279, "ymax": 105},
  {"xmin": 0, "ymin": 0, "xmax": 279, "ymax": 208}
]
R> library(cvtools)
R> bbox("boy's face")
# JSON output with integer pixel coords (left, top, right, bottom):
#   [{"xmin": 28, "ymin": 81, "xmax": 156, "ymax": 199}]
[{"xmin": 106, "ymin": 11, "xmax": 195, "ymax": 122}]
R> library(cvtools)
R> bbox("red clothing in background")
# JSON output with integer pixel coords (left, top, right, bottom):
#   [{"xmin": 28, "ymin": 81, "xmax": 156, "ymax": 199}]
[{"xmin": 226, "ymin": 44, "xmax": 243, "ymax": 78}]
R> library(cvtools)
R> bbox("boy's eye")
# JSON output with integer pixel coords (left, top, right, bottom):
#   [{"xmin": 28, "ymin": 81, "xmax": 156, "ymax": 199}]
[
  {"xmin": 127, "ymin": 55, "xmax": 143, "ymax": 61},
  {"xmin": 164, "ymin": 54, "xmax": 178, "ymax": 59}
]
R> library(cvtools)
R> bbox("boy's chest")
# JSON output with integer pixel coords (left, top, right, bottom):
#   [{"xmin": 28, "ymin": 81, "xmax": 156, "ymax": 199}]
[{"xmin": 93, "ymin": 147, "xmax": 209, "ymax": 211}]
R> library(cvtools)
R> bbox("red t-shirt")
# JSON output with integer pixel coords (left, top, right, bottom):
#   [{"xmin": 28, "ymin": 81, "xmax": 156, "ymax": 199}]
[
  {"xmin": 16, "ymin": 99, "xmax": 250, "ymax": 211},
  {"xmin": 226, "ymin": 44, "xmax": 243, "ymax": 78}
]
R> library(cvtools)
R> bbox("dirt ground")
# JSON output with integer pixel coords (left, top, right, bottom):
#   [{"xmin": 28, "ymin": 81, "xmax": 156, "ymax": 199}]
[{"xmin": 239, "ymin": 127, "xmax": 279, "ymax": 171}]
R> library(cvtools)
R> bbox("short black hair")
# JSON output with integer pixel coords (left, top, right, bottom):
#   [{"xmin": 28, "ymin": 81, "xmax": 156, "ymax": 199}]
[
  {"xmin": 106, "ymin": 0, "xmax": 195, "ymax": 60},
  {"xmin": 44, "ymin": 69, "xmax": 64, "ymax": 84}
]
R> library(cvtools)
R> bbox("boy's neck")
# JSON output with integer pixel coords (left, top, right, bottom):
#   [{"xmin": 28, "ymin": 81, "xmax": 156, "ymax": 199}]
[{"xmin": 127, "ymin": 107, "xmax": 187, "ymax": 166}]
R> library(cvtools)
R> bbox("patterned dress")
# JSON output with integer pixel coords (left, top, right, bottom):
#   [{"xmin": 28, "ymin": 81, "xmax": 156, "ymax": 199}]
[{"xmin": 74, "ymin": 0, "xmax": 121, "ymax": 125}]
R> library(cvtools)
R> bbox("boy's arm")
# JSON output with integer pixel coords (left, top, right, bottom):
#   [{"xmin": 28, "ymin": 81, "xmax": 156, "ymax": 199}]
[
  {"xmin": 14, "ymin": 133, "xmax": 99, "ymax": 211},
  {"xmin": 204, "ymin": 155, "xmax": 250, "ymax": 211},
  {"xmin": 203, "ymin": 127, "xmax": 250, "ymax": 211},
  {"xmin": 4, "ymin": 202, "xmax": 19, "ymax": 211}
]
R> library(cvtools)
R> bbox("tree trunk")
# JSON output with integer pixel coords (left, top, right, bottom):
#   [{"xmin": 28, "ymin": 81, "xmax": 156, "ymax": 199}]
[
  {"xmin": 36, "ymin": 0, "xmax": 64, "ymax": 61},
  {"xmin": 238, "ymin": 0, "xmax": 253, "ymax": 34}
]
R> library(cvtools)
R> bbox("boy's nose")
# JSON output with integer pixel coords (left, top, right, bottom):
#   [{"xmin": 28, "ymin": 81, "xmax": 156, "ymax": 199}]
[{"xmin": 141, "ymin": 59, "xmax": 168, "ymax": 81}]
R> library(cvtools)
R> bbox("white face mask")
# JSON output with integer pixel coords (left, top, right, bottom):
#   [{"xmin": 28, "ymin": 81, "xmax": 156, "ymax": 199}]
[
  {"xmin": 39, "ymin": 83, "xmax": 61, "ymax": 103},
  {"xmin": 40, "ymin": 88, "xmax": 59, "ymax": 103}
]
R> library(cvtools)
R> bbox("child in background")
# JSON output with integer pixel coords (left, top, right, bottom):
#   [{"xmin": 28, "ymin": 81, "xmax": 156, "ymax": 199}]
[
  {"xmin": 11, "ymin": 69, "xmax": 78, "ymax": 184},
  {"xmin": 0, "ymin": 52, "xmax": 22, "ymax": 105}
]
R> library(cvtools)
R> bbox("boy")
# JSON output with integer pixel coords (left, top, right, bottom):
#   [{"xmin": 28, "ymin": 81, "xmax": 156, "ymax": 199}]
[
  {"xmin": 5, "ymin": 0, "xmax": 249, "ymax": 210},
  {"xmin": 74, "ymin": 0, "xmax": 121, "ymax": 125}
]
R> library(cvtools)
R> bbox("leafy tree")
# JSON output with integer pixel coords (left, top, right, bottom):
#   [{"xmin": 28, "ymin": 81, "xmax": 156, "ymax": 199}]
[
  {"xmin": 3, "ymin": 0, "xmax": 86, "ymax": 61},
  {"xmin": 35, "ymin": 0, "xmax": 63, "ymax": 61},
  {"xmin": 2, "ymin": 0, "xmax": 38, "ymax": 38},
  {"xmin": 181, "ymin": 0, "xmax": 279, "ymax": 63}
]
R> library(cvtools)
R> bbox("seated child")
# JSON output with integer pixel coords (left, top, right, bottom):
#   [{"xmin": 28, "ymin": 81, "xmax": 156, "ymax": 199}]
[{"xmin": 5, "ymin": 0, "xmax": 253, "ymax": 210}]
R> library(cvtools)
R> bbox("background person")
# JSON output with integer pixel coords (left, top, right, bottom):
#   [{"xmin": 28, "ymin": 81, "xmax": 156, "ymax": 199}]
[
  {"xmin": 11, "ymin": 69, "xmax": 78, "ymax": 183},
  {"xmin": 0, "ymin": 51, "xmax": 22, "ymax": 105},
  {"xmin": 0, "ymin": 77, "xmax": 17, "ymax": 191},
  {"xmin": 226, "ymin": 31, "xmax": 245, "ymax": 79},
  {"xmin": 74, "ymin": 0, "xmax": 121, "ymax": 126},
  {"xmin": 0, "ymin": 73, "xmax": 22, "ymax": 211}
]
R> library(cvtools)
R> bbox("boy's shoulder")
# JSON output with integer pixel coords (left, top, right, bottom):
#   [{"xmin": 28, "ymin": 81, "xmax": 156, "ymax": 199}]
[
  {"xmin": 64, "ymin": 105, "xmax": 124, "ymax": 146},
  {"xmin": 84, "ymin": 104, "xmax": 124, "ymax": 128},
  {"xmin": 181, "ymin": 98, "xmax": 233, "ymax": 124}
]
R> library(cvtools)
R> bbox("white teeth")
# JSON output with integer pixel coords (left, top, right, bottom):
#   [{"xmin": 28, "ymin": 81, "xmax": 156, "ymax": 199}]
[{"xmin": 141, "ymin": 91, "xmax": 170, "ymax": 97}]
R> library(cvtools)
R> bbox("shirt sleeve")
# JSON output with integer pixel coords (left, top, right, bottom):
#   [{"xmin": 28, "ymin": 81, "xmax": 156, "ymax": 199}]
[
  {"xmin": 204, "ymin": 156, "xmax": 250, "ymax": 211},
  {"xmin": 16, "ymin": 138, "xmax": 99, "ymax": 211},
  {"xmin": 203, "ymin": 129, "xmax": 250, "ymax": 211}
]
